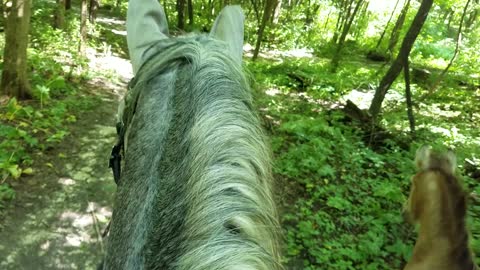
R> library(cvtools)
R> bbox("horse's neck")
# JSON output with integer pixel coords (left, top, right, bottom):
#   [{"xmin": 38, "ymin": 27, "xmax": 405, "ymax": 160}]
[
  {"xmin": 416, "ymin": 200, "xmax": 474, "ymax": 269},
  {"xmin": 418, "ymin": 201, "xmax": 465, "ymax": 237},
  {"xmin": 417, "ymin": 178, "xmax": 459, "ymax": 234}
]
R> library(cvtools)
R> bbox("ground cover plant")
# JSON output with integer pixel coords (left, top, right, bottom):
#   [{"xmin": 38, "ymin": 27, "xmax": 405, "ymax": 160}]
[
  {"xmin": 247, "ymin": 56, "xmax": 479, "ymax": 269},
  {"xmin": 0, "ymin": 0, "xmax": 114, "ymax": 212}
]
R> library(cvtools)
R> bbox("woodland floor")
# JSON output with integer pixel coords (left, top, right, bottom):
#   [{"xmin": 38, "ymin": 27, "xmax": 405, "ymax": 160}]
[{"xmin": 0, "ymin": 15, "xmax": 131, "ymax": 270}]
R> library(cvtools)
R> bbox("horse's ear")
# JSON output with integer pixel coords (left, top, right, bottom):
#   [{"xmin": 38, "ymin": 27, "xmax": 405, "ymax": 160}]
[
  {"xmin": 415, "ymin": 145, "xmax": 431, "ymax": 170},
  {"xmin": 444, "ymin": 150, "xmax": 457, "ymax": 174},
  {"xmin": 210, "ymin": 5, "xmax": 245, "ymax": 64}
]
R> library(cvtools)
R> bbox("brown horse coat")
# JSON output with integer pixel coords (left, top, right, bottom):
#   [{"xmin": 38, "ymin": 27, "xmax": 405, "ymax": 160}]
[{"xmin": 403, "ymin": 146, "xmax": 477, "ymax": 270}]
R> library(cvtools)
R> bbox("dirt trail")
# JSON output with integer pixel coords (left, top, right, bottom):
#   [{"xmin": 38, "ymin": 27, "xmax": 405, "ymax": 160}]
[{"xmin": 0, "ymin": 15, "xmax": 132, "ymax": 270}]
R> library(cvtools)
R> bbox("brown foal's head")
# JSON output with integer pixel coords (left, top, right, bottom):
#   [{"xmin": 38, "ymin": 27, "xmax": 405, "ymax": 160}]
[{"xmin": 403, "ymin": 145, "xmax": 459, "ymax": 224}]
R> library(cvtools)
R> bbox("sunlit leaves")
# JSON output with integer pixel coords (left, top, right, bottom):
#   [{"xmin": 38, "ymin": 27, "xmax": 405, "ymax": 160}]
[{"xmin": 0, "ymin": 94, "xmax": 81, "ymax": 182}]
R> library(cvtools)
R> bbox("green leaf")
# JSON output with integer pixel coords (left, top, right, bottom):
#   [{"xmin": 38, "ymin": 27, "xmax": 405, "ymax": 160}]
[
  {"xmin": 47, "ymin": 76, "xmax": 66, "ymax": 90},
  {"xmin": 35, "ymin": 85, "xmax": 50, "ymax": 95},
  {"xmin": 22, "ymin": 168, "xmax": 34, "ymax": 175},
  {"xmin": 0, "ymin": 184, "xmax": 16, "ymax": 202},
  {"xmin": 372, "ymin": 181, "xmax": 405, "ymax": 203},
  {"xmin": 326, "ymin": 196, "xmax": 352, "ymax": 211},
  {"xmin": 6, "ymin": 164, "xmax": 21, "ymax": 179},
  {"xmin": 46, "ymin": 130, "xmax": 68, "ymax": 142}
]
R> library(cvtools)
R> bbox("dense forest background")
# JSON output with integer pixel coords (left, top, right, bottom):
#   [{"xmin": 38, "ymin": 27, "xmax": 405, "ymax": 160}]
[{"xmin": 0, "ymin": 0, "xmax": 479, "ymax": 269}]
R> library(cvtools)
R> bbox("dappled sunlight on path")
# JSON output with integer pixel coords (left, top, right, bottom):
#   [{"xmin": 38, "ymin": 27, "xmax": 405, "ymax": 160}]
[
  {"xmin": 0, "ymin": 38, "xmax": 132, "ymax": 269},
  {"xmin": 0, "ymin": 95, "xmax": 121, "ymax": 269}
]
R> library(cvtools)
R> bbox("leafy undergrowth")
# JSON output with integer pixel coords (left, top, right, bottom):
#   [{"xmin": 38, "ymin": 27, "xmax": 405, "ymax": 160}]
[
  {"xmin": 247, "ymin": 56, "xmax": 480, "ymax": 269},
  {"xmin": 0, "ymin": 1, "xmax": 117, "ymax": 210},
  {"xmin": 0, "ymin": 95, "xmax": 100, "ymax": 204}
]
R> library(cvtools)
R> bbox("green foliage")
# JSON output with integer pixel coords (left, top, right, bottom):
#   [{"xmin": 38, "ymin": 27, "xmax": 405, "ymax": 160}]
[
  {"xmin": 276, "ymin": 115, "xmax": 411, "ymax": 269},
  {"xmin": 246, "ymin": 57, "xmax": 378, "ymax": 101},
  {"xmin": 99, "ymin": 0, "xmax": 128, "ymax": 14},
  {"xmin": 0, "ymin": 95, "xmax": 85, "ymax": 180},
  {"xmin": 0, "ymin": 0, "xmax": 103, "ymax": 204},
  {"xmin": 248, "ymin": 54, "xmax": 480, "ymax": 268}
]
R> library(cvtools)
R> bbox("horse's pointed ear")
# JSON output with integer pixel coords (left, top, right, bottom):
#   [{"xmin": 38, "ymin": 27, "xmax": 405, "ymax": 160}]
[
  {"xmin": 210, "ymin": 5, "xmax": 245, "ymax": 65},
  {"xmin": 445, "ymin": 150, "xmax": 457, "ymax": 174},
  {"xmin": 415, "ymin": 145, "xmax": 431, "ymax": 170}
]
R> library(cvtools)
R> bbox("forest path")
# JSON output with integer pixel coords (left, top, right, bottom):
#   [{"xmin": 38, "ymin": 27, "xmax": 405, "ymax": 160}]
[{"xmin": 0, "ymin": 14, "xmax": 131, "ymax": 270}]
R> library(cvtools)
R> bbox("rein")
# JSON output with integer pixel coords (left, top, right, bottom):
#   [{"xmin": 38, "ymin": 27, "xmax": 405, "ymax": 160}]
[
  {"xmin": 107, "ymin": 39, "xmax": 199, "ymax": 185},
  {"xmin": 108, "ymin": 78, "xmax": 137, "ymax": 185},
  {"xmin": 108, "ymin": 64, "xmax": 145, "ymax": 185},
  {"xmin": 105, "ymin": 44, "xmax": 179, "ymax": 238},
  {"xmin": 105, "ymin": 74, "xmax": 141, "ymax": 238},
  {"xmin": 107, "ymin": 41, "xmax": 185, "ymax": 185},
  {"xmin": 108, "ymin": 122, "xmax": 124, "ymax": 185}
]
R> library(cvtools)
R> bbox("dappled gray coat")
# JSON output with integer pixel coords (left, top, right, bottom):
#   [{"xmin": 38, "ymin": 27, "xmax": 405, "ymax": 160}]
[{"xmin": 102, "ymin": 3, "xmax": 282, "ymax": 270}]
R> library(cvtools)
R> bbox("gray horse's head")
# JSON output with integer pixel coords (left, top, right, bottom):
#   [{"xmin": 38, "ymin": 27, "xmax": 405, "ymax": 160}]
[{"xmin": 103, "ymin": 5, "xmax": 282, "ymax": 270}]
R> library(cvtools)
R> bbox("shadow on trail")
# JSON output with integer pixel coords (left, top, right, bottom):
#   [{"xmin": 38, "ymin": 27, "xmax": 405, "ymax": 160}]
[
  {"xmin": 0, "ymin": 90, "xmax": 121, "ymax": 270},
  {"xmin": 0, "ymin": 8, "xmax": 131, "ymax": 269}
]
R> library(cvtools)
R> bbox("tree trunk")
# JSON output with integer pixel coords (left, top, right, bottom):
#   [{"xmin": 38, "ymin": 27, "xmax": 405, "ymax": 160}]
[
  {"xmin": 79, "ymin": 0, "xmax": 88, "ymax": 56},
  {"xmin": 465, "ymin": 0, "xmax": 478, "ymax": 31},
  {"xmin": 272, "ymin": 0, "xmax": 282, "ymax": 24},
  {"xmin": 304, "ymin": 0, "xmax": 311, "ymax": 26},
  {"xmin": 66, "ymin": 0, "xmax": 72, "ymax": 10},
  {"xmin": 430, "ymin": 0, "xmax": 472, "ymax": 93},
  {"xmin": 323, "ymin": 9, "xmax": 332, "ymax": 33},
  {"xmin": 332, "ymin": 0, "xmax": 352, "ymax": 44},
  {"xmin": 441, "ymin": 8, "xmax": 450, "ymax": 23},
  {"xmin": 1, "ymin": 0, "xmax": 32, "ymax": 99},
  {"xmin": 404, "ymin": 57, "xmax": 415, "ymax": 135},
  {"xmin": 369, "ymin": 0, "xmax": 433, "ymax": 118},
  {"xmin": 177, "ymin": 0, "xmax": 186, "ymax": 30},
  {"xmin": 387, "ymin": 0, "xmax": 411, "ymax": 55},
  {"xmin": 252, "ymin": 0, "xmax": 276, "ymax": 60},
  {"xmin": 465, "ymin": 9, "xmax": 477, "ymax": 31},
  {"xmin": 88, "ymin": 0, "xmax": 98, "ymax": 23},
  {"xmin": 187, "ymin": 0, "xmax": 193, "ymax": 26},
  {"xmin": 375, "ymin": 0, "xmax": 400, "ymax": 49},
  {"xmin": 0, "ymin": 0, "xmax": 4, "ymax": 27},
  {"xmin": 330, "ymin": 0, "xmax": 364, "ymax": 72},
  {"xmin": 250, "ymin": 0, "xmax": 261, "ymax": 24},
  {"xmin": 54, "ymin": 0, "xmax": 66, "ymax": 29},
  {"xmin": 353, "ymin": 1, "xmax": 369, "ymax": 38},
  {"xmin": 305, "ymin": 2, "xmax": 320, "ymax": 28},
  {"xmin": 446, "ymin": 9, "xmax": 454, "ymax": 32}
]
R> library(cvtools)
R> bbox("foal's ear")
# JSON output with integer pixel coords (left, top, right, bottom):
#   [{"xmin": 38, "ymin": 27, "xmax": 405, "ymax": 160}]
[
  {"xmin": 444, "ymin": 150, "xmax": 457, "ymax": 174},
  {"xmin": 415, "ymin": 145, "xmax": 431, "ymax": 170},
  {"xmin": 210, "ymin": 5, "xmax": 245, "ymax": 65}
]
